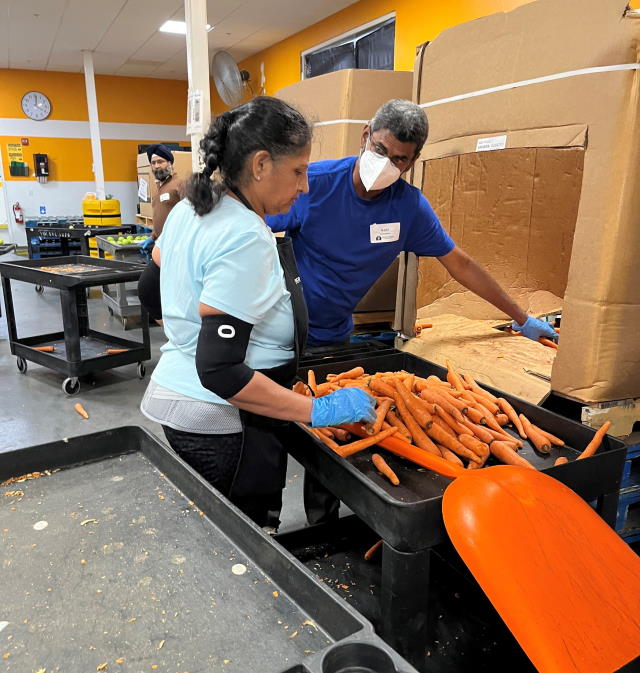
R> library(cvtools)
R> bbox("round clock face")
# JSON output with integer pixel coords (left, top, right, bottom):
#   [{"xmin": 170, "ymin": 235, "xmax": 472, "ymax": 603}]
[{"xmin": 21, "ymin": 91, "xmax": 51, "ymax": 121}]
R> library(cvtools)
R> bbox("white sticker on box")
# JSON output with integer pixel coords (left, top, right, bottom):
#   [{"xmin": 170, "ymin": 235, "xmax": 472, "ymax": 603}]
[
  {"xmin": 138, "ymin": 178, "xmax": 148, "ymax": 201},
  {"xmin": 370, "ymin": 222, "xmax": 400, "ymax": 244},
  {"xmin": 476, "ymin": 135, "xmax": 507, "ymax": 152},
  {"xmin": 159, "ymin": 192, "xmax": 170, "ymax": 202}
]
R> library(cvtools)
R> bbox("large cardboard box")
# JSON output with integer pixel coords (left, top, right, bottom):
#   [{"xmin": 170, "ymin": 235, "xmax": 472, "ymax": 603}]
[
  {"xmin": 277, "ymin": 70, "xmax": 413, "ymax": 326},
  {"xmin": 276, "ymin": 69, "xmax": 413, "ymax": 162},
  {"xmin": 137, "ymin": 150, "xmax": 192, "ymax": 205},
  {"xmin": 407, "ymin": 0, "xmax": 640, "ymax": 404}
]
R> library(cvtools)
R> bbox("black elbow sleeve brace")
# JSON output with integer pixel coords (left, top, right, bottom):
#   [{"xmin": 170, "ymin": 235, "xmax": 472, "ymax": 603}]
[
  {"xmin": 196, "ymin": 314, "xmax": 254, "ymax": 399},
  {"xmin": 137, "ymin": 260, "xmax": 162, "ymax": 321}
]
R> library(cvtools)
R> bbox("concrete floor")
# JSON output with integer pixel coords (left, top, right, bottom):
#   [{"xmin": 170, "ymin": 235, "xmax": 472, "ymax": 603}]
[{"xmin": 0, "ymin": 253, "xmax": 307, "ymax": 532}]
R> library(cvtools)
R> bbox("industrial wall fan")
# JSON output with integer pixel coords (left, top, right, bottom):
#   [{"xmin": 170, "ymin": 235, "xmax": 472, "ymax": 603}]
[{"xmin": 212, "ymin": 50, "xmax": 251, "ymax": 107}]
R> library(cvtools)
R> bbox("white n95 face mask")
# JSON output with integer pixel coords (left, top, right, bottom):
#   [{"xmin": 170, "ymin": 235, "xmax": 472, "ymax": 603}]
[{"xmin": 358, "ymin": 138, "xmax": 401, "ymax": 192}]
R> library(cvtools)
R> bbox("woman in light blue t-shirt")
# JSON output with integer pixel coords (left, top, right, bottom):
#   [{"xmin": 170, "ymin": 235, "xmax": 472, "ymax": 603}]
[{"xmin": 138, "ymin": 97, "xmax": 375, "ymax": 531}]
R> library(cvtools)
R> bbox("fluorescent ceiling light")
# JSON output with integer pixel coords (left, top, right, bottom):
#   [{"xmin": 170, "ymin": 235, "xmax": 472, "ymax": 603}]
[{"xmin": 160, "ymin": 20, "xmax": 213, "ymax": 34}]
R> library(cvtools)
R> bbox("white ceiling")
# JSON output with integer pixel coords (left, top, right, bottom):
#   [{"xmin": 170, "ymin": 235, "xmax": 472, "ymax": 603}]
[{"xmin": 0, "ymin": 0, "xmax": 359, "ymax": 78}]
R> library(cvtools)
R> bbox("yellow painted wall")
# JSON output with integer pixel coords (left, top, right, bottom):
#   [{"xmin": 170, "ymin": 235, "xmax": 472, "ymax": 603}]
[
  {"xmin": 0, "ymin": 69, "xmax": 189, "ymax": 182},
  {"xmin": 214, "ymin": 0, "xmax": 640, "ymax": 111}
]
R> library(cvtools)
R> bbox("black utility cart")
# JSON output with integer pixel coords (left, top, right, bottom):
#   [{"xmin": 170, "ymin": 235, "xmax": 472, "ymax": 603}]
[
  {"xmin": 283, "ymin": 349, "xmax": 628, "ymax": 672},
  {"xmin": 0, "ymin": 426, "xmax": 418, "ymax": 673},
  {"xmin": 0, "ymin": 255, "xmax": 150, "ymax": 395}
]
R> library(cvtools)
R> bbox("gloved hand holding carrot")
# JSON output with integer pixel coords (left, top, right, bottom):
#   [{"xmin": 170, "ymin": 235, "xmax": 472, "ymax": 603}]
[
  {"xmin": 311, "ymin": 388, "xmax": 377, "ymax": 428},
  {"xmin": 511, "ymin": 315, "xmax": 558, "ymax": 343}
]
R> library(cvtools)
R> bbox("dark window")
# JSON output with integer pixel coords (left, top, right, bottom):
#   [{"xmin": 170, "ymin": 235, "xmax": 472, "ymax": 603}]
[{"xmin": 304, "ymin": 18, "xmax": 395, "ymax": 79}]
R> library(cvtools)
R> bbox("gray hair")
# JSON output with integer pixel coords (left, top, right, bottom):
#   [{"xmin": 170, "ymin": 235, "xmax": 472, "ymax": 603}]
[{"xmin": 370, "ymin": 99, "xmax": 428, "ymax": 154}]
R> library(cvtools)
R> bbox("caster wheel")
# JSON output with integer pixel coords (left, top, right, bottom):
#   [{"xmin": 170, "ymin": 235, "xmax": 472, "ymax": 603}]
[
  {"xmin": 35, "ymin": 285, "xmax": 44, "ymax": 294},
  {"xmin": 62, "ymin": 377, "xmax": 81, "ymax": 396},
  {"xmin": 122, "ymin": 317, "xmax": 128, "ymax": 330},
  {"xmin": 16, "ymin": 357, "xmax": 27, "ymax": 374},
  {"xmin": 108, "ymin": 307, "xmax": 114, "ymax": 316},
  {"xmin": 137, "ymin": 362, "xmax": 146, "ymax": 379}
]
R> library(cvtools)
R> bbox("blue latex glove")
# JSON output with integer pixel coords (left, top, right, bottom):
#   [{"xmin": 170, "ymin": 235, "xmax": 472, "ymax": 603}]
[
  {"xmin": 137, "ymin": 237, "xmax": 154, "ymax": 251},
  {"xmin": 311, "ymin": 388, "xmax": 377, "ymax": 428},
  {"xmin": 511, "ymin": 315, "xmax": 558, "ymax": 343}
]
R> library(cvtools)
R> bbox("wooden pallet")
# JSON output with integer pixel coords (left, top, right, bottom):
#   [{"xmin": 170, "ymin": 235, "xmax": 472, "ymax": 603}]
[{"xmin": 581, "ymin": 398, "xmax": 640, "ymax": 437}]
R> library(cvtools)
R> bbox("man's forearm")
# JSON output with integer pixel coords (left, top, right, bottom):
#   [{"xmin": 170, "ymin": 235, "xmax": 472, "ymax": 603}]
[{"xmin": 438, "ymin": 249, "xmax": 528, "ymax": 324}]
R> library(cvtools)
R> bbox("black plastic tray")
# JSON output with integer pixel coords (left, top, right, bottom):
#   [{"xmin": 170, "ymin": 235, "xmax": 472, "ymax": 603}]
[
  {"xmin": 276, "ymin": 515, "xmax": 537, "ymax": 673},
  {"xmin": 300, "ymin": 340, "xmax": 396, "ymax": 369},
  {"xmin": 0, "ymin": 254, "xmax": 145, "ymax": 288},
  {"xmin": 0, "ymin": 427, "xmax": 418, "ymax": 673},
  {"xmin": 291, "ymin": 352, "xmax": 627, "ymax": 552}
]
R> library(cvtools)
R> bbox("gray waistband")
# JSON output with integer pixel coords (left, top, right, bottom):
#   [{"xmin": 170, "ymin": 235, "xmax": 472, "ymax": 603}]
[{"xmin": 140, "ymin": 380, "xmax": 242, "ymax": 434}]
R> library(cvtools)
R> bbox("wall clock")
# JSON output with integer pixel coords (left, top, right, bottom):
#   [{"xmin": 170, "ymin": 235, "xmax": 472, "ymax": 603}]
[{"xmin": 21, "ymin": 91, "xmax": 51, "ymax": 121}]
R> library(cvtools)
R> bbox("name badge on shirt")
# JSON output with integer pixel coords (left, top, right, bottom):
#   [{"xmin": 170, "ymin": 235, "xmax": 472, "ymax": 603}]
[
  {"xmin": 159, "ymin": 192, "xmax": 171, "ymax": 202},
  {"xmin": 370, "ymin": 222, "xmax": 400, "ymax": 244}
]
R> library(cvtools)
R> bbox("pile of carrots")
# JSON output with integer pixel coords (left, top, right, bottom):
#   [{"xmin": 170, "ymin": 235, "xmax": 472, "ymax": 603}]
[{"xmin": 294, "ymin": 361, "xmax": 611, "ymax": 486}]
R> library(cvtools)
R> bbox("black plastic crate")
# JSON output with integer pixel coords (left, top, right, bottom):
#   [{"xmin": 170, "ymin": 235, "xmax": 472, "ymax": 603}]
[{"xmin": 0, "ymin": 427, "xmax": 418, "ymax": 673}]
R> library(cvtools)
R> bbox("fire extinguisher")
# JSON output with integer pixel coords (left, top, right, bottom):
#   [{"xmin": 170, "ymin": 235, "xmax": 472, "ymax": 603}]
[{"xmin": 12, "ymin": 202, "xmax": 24, "ymax": 225}]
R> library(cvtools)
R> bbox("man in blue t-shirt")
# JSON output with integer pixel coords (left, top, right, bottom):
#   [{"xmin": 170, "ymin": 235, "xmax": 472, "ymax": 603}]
[
  {"xmin": 268, "ymin": 99, "xmax": 557, "ymax": 349},
  {"xmin": 267, "ymin": 99, "xmax": 558, "ymax": 524}
]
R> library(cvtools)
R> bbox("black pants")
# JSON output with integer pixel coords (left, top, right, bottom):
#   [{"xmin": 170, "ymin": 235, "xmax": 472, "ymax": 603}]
[{"xmin": 162, "ymin": 425, "xmax": 284, "ymax": 529}]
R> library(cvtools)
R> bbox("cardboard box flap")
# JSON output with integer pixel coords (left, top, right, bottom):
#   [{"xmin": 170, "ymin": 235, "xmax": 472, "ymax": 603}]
[
  {"xmin": 417, "ymin": 0, "xmax": 639, "ymax": 108},
  {"xmin": 420, "ymin": 124, "xmax": 587, "ymax": 161}
]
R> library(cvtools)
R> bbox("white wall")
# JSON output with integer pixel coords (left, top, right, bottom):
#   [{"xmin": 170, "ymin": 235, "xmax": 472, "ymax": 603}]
[{"xmin": 6, "ymin": 180, "xmax": 138, "ymax": 245}]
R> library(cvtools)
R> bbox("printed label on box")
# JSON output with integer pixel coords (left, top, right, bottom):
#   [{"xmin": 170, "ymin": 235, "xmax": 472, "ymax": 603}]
[
  {"xmin": 138, "ymin": 178, "xmax": 148, "ymax": 201},
  {"xmin": 476, "ymin": 135, "xmax": 507, "ymax": 152}
]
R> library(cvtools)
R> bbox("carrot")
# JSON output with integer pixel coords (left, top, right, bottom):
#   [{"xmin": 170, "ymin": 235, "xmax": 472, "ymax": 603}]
[
  {"xmin": 33, "ymin": 345, "xmax": 55, "ymax": 352},
  {"xmin": 464, "ymin": 406, "xmax": 486, "ymax": 426},
  {"xmin": 307, "ymin": 369, "xmax": 317, "ymax": 395},
  {"xmin": 420, "ymin": 389, "xmax": 465, "ymax": 420},
  {"xmin": 531, "ymin": 424, "xmax": 565, "ymax": 447},
  {"xmin": 310, "ymin": 427, "xmax": 341, "ymax": 452},
  {"xmin": 106, "ymin": 348, "xmax": 129, "ymax": 354},
  {"xmin": 458, "ymin": 434, "xmax": 490, "ymax": 460},
  {"xmin": 461, "ymin": 373, "xmax": 499, "ymax": 403},
  {"xmin": 440, "ymin": 448, "xmax": 465, "ymax": 466},
  {"xmin": 519, "ymin": 414, "xmax": 551, "ymax": 454},
  {"xmin": 292, "ymin": 381, "xmax": 308, "ymax": 396},
  {"xmin": 415, "ymin": 322, "xmax": 433, "ymax": 329},
  {"xmin": 577, "ymin": 421, "xmax": 611, "ymax": 460},
  {"xmin": 476, "ymin": 402, "xmax": 510, "ymax": 435},
  {"xmin": 445, "ymin": 360, "xmax": 466, "ymax": 393},
  {"xmin": 385, "ymin": 409, "xmax": 413, "ymax": 444},
  {"xmin": 427, "ymin": 424, "xmax": 481, "ymax": 464},
  {"xmin": 393, "ymin": 380, "xmax": 433, "ymax": 428},
  {"xmin": 496, "ymin": 398, "xmax": 526, "ymax": 438},
  {"xmin": 468, "ymin": 391, "xmax": 500, "ymax": 415},
  {"xmin": 490, "ymin": 441, "xmax": 536, "ymax": 469},
  {"xmin": 393, "ymin": 394, "xmax": 441, "ymax": 455},
  {"xmin": 364, "ymin": 539, "xmax": 383, "ymax": 561},
  {"xmin": 337, "ymin": 427, "xmax": 398, "ymax": 458},
  {"xmin": 331, "ymin": 428, "xmax": 352, "ymax": 442},
  {"xmin": 403, "ymin": 374, "xmax": 416, "ymax": 392},
  {"xmin": 438, "ymin": 390, "xmax": 469, "ymax": 416},
  {"xmin": 367, "ymin": 398, "xmax": 392, "ymax": 435},
  {"xmin": 372, "ymin": 453, "xmax": 400, "ymax": 486},
  {"xmin": 74, "ymin": 402, "xmax": 89, "ymax": 419},
  {"xmin": 554, "ymin": 457, "xmax": 569, "ymax": 466},
  {"xmin": 539, "ymin": 337, "xmax": 559, "ymax": 350},
  {"xmin": 433, "ymin": 404, "xmax": 468, "ymax": 436},
  {"xmin": 483, "ymin": 425, "xmax": 522, "ymax": 448},
  {"xmin": 330, "ymin": 367, "xmax": 365, "ymax": 382},
  {"xmin": 370, "ymin": 379, "xmax": 397, "ymax": 399},
  {"xmin": 432, "ymin": 416, "xmax": 457, "ymax": 438},
  {"xmin": 460, "ymin": 417, "xmax": 495, "ymax": 445},
  {"xmin": 495, "ymin": 413, "xmax": 510, "ymax": 426},
  {"xmin": 315, "ymin": 382, "xmax": 335, "ymax": 396}
]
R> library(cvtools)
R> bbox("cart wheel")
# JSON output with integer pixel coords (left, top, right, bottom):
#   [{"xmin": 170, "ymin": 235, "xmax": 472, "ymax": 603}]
[
  {"xmin": 107, "ymin": 307, "xmax": 114, "ymax": 316},
  {"xmin": 62, "ymin": 377, "xmax": 81, "ymax": 396},
  {"xmin": 16, "ymin": 357, "xmax": 27, "ymax": 374},
  {"xmin": 137, "ymin": 362, "xmax": 146, "ymax": 379},
  {"xmin": 35, "ymin": 285, "xmax": 44, "ymax": 294}
]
